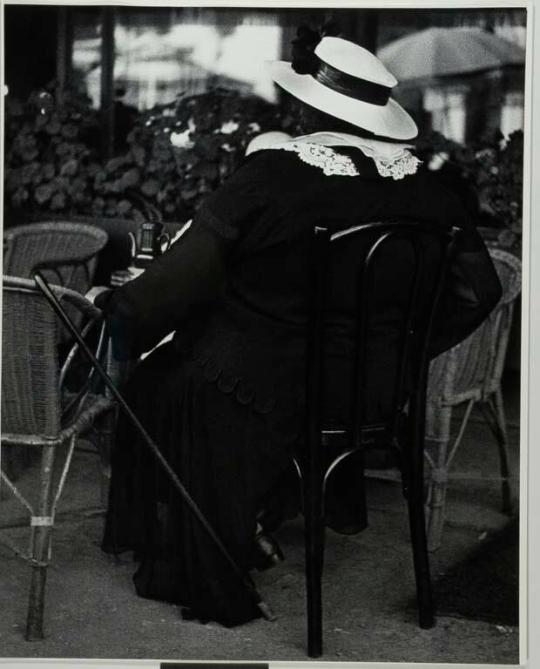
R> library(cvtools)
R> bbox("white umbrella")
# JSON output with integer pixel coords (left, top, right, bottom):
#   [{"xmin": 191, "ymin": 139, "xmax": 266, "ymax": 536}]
[{"xmin": 378, "ymin": 27, "xmax": 525, "ymax": 82}]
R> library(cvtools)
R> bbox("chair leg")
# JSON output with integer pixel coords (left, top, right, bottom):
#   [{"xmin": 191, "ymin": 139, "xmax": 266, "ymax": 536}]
[
  {"xmin": 303, "ymin": 469, "xmax": 325, "ymax": 658},
  {"xmin": 407, "ymin": 479, "xmax": 435, "ymax": 628},
  {"xmin": 426, "ymin": 477, "xmax": 448, "ymax": 553},
  {"xmin": 491, "ymin": 389, "xmax": 514, "ymax": 514},
  {"xmin": 25, "ymin": 445, "xmax": 56, "ymax": 641},
  {"xmin": 425, "ymin": 438, "xmax": 450, "ymax": 553},
  {"xmin": 425, "ymin": 400, "xmax": 474, "ymax": 551},
  {"xmin": 407, "ymin": 401, "xmax": 435, "ymax": 629}
]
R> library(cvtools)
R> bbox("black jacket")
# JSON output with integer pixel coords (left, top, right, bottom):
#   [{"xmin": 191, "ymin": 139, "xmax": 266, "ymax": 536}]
[{"xmin": 104, "ymin": 148, "xmax": 502, "ymax": 425}]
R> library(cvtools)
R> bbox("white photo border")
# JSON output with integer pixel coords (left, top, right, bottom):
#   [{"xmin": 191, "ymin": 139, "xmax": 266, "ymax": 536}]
[{"xmin": 0, "ymin": 1, "xmax": 537, "ymax": 668}]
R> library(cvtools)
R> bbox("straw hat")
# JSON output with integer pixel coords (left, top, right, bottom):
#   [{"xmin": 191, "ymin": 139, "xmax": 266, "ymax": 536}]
[{"xmin": 270, "ymin": 36, "xmax": 417, "ymax": 141}]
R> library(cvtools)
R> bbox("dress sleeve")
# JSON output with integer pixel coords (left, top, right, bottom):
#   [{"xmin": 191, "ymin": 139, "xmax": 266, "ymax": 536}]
[
  {"xmin": 102, "ymin": 159, "xmax": 268, "ymax": 359},
  {"xmin": 193, "ymin": 155, "xmax": 268, "ymax": 244},
  {"xmin": 103, "ymin": 223, "xmax": 227, "ymax": 359}
]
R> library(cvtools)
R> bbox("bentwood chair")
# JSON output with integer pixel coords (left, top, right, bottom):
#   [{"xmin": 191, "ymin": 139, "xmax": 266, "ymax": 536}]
[
  {"xmin": 1, "ymin": 275, "xmax": 114, "ymax": 640},
  {"xmin": 296, "ymin": 222, "xmax": 457, "ymax": 657},
  {"xmin": 424, "ymin": 248, "xmax": 521, "ymax": 550}
]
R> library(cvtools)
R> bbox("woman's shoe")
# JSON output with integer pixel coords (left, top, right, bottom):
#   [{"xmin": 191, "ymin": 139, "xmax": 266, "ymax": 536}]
[{"xmin": 252, "ymin": 523, "xmax": 284, "ymax": 571}]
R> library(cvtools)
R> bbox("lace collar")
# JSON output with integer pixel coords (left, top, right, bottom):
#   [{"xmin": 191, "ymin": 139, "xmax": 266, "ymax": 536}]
[{"xmin": 270, "ymin": 131, "xmax": 421, "ymax": 180}]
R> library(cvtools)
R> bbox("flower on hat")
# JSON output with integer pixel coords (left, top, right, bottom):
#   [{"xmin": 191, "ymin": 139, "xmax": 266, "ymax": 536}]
[{"xmin": 291, "ymin": 22, "xmax": 342, "ymax": 75}]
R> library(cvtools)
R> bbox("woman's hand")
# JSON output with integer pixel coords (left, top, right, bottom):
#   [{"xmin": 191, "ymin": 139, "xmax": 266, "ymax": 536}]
[{"xmin": 89, "ymin": 287, "xmax": 137, "ymax": 361}]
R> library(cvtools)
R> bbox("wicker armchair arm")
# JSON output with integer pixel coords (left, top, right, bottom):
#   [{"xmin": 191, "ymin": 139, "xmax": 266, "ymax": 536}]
[
  {"xmin": 5, "ymin": 275, "xmax": 114, "ymax": 431},
  {"xmin": 3, "ymin": 275, "xmax": 103, "ymax": 321},
  {"xmin": 2, "ymin": 273, "xmax": 110, "ymax": 438}
]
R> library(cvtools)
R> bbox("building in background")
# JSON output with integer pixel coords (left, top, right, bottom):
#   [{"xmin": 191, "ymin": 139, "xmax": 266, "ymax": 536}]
[
  {"xmin": 72, "ymin": 8, "xmax": 284, "ymax": 109},
  {"xmin": 4, "ymin": 5, "xmax": 527, "ymax": 149}
]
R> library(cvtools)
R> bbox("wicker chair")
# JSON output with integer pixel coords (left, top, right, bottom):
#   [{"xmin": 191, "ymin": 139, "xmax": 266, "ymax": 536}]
[
  {"xmin": 1, "ymin": 275, "xmax": 115, "ymax": 640},
  {"xmin": 3, "ymin": 221, "xmax": 108, "ymax": 290},
  {"xmin": 2, "ymin": 222, "xmax": 108, "ymax": 480},
  {"xmin": 424, "ymin": 248, "xmax": 521, "ymax": 551}
]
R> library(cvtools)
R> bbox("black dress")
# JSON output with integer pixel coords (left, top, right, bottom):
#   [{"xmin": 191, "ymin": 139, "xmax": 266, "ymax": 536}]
[{"xmin": 101, "ymin": 147, "xmax": 501, "ymax": 626}]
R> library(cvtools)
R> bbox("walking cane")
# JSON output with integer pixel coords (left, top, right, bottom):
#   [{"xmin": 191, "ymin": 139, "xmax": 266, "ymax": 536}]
[{"xmin": 32, "ymin": 268, "xmax": 276, "ymax": 622}]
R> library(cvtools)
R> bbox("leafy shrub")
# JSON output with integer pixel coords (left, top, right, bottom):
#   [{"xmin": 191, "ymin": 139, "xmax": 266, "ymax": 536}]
[
  {"xmin": 416, "ymin": 129, "xmax": 524, "ymax": 251},
  {"xmin": 4, "ymin": 86, "xmax": 292, "ymax": 225},
  {"xmin": 92, "ymin": 88, "xmax": 291, "ymax": 222},
  {"xmin": 7, "ymin": 84, "xmax": 521, "ymax": 247},
  {"xmin": 4, "ymin": 85, "xmax": 101, "ymax": 224},
  {"xmin": 473, "ymin": 130, "xmax": 523, "ymax": 249}
]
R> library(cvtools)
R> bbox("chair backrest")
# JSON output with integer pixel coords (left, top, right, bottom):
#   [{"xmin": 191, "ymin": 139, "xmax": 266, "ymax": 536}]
[
  {"xmin": 3, "ymin": 222, "xmax": 108, "ymax": 342},
  {"xmin": 427, "ymin": 247, "xmax": 521, "ymax": 405},
  {"xmin": 3, "ymin": 222, "xmax": 108, "ymax": 293},
  {"xmin": 487, "ymin": 248, "xmax": 522, "ymax": 389},
  {"xmin": 308, "ymin": 221, "xmax": 456, "ymax": 450},
  {"xmin": 1, "ymin": 276, "xmax": 103, "ymax": 440},
  {"xmin": 22, "ymin": 215, "xmax": 187, "ymax": 285}
]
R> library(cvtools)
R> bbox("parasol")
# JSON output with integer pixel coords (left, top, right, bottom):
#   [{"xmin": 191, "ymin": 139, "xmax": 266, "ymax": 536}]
[{"xmin": 378, "ymin": 27, "xmax": 525, "ymax": 82}]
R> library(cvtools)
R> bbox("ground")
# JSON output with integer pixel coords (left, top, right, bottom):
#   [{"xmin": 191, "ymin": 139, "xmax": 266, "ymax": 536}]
[{"xmin": 0, "ymin": 376, "xmax": 520, "ymax": 664}]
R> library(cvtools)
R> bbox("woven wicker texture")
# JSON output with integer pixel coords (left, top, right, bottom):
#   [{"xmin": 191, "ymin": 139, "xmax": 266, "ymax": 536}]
[
  {"xmin": 3, "ymin": 222, "xmax": 107, "ymax": 289},
  {"xmin": 2, "ymin": 280, "xmax": 60, "ymax": 437},
  {"xmin": 424, "ymin": 248, "xmax": 521, "ymax": 551},
  {"xmin": 1, "ymin": 271, "xmax": 114, "ymax": 641},
  {"xmin": 2, "ymin": 276, "xmax": 104, "ymax": 439},
  {"xmin": 3, "ymin": 222, "xmax": 108, "ymax": 338}
]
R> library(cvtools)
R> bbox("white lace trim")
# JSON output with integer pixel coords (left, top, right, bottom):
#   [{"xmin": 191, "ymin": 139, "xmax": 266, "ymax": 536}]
[
  {"xmin": 273, "ymin": 141, "xmax": 420, "ymax": 180},
  {"xmin": 374, "ymin": 153, "xmax": 422, "ymax": 180},
  {"xmin": 277, "ymin": 142, "xmax": 359, "ymax": 177}
]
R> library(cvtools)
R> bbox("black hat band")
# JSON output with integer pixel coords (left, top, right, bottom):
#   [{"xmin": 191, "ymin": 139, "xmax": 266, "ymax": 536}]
[{"xmin": 312, "ymin": 56, "xmax": 392, "ymax": 106}]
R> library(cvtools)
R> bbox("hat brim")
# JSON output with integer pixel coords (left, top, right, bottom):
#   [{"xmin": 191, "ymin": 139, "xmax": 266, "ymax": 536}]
[{"xmin": 269, "ymin": 61, "xmax": 418, "ymax": 141}]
